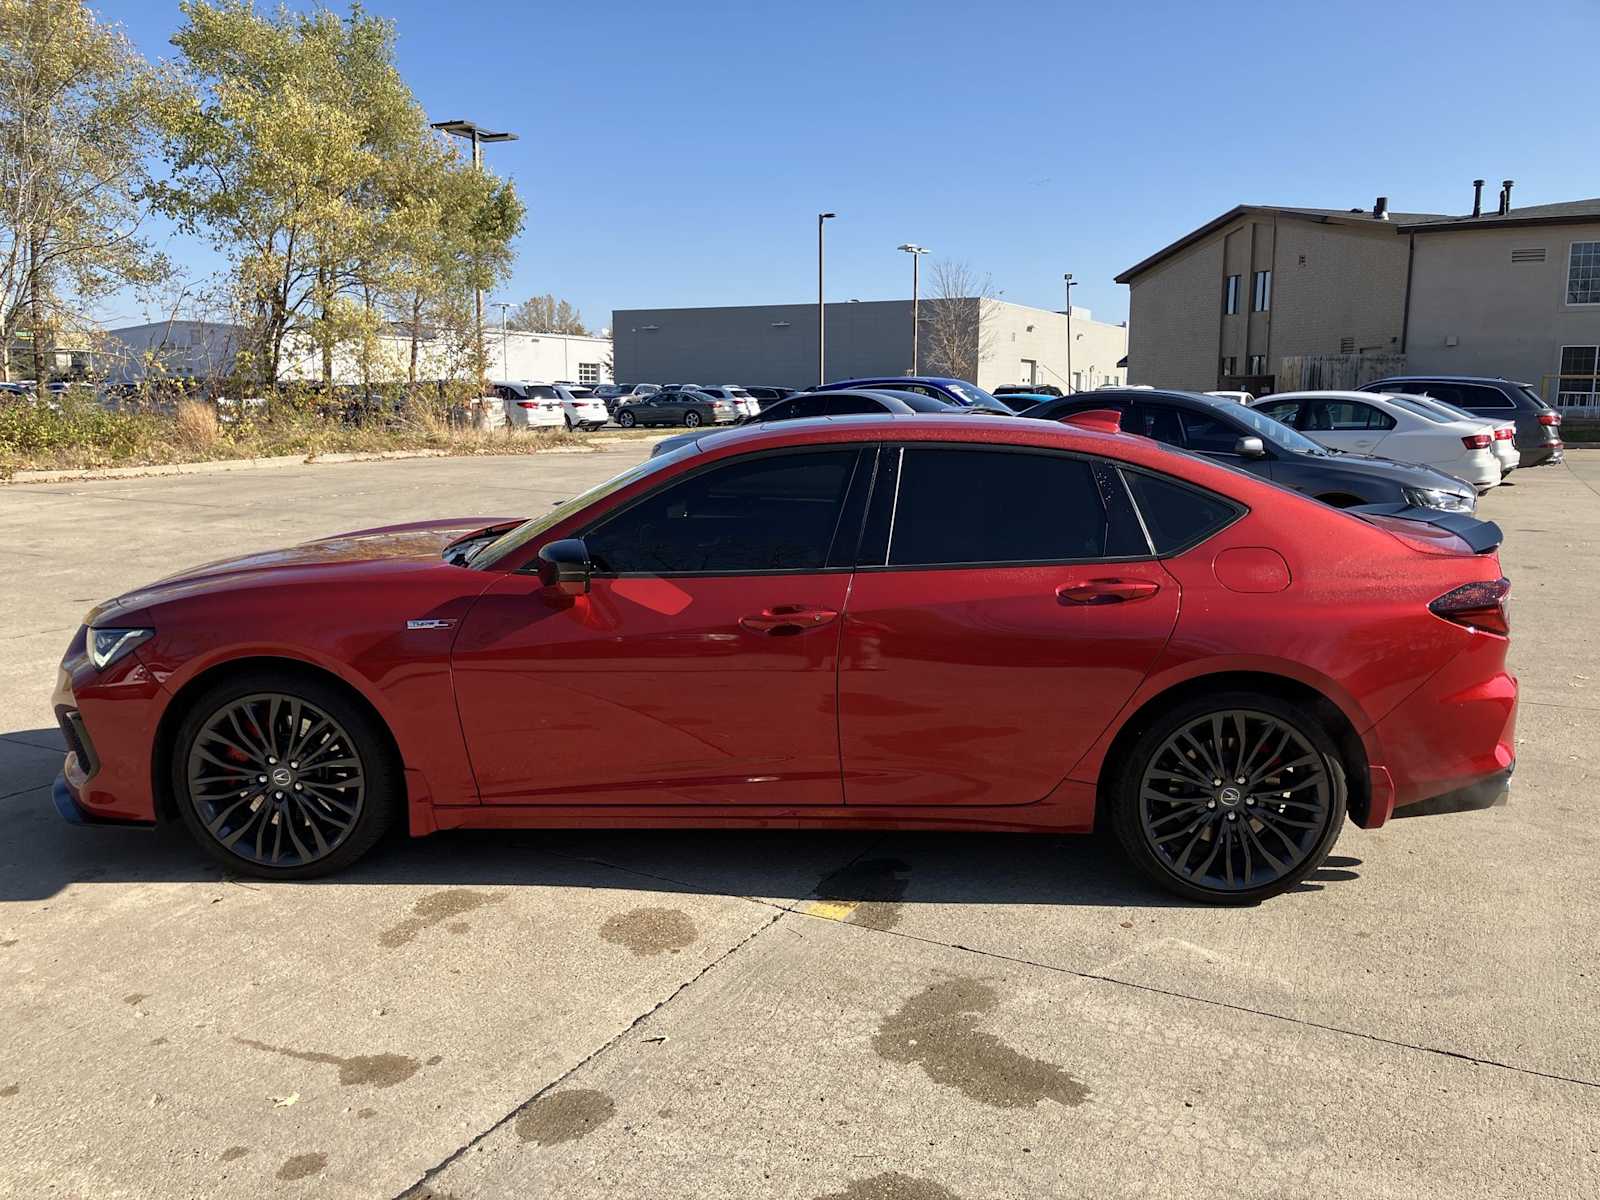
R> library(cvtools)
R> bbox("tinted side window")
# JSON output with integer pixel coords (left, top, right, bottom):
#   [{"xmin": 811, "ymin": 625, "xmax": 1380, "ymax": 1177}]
[
  {"xmin": 886, "ymin": 448, "xmax": 1140, "ymax": 566},
  {"xmin": 1123, "ymin": 471, "xmax": 1240, "ymax": 555},
  {"xmin": 766, "ymin": 396, "xmax": 823, "ymax": 421},
  {"xmin": 1177, "ymin": 409, "xmax": 1243, "ymax": 452},
  {"xmin": 820, "ymin": 395, "xmax": 884, "ymax": 416},
  {"xmin": 585, "ymin": 450, "xmax": 859, "ymax": 574},
  {"xmin": 1253, "ymin": 400, "xmax": 1301, "ymax": 425},
  {"xmin": 1126, "ymin": 404, "xmax": 1185, "ymax": 446},
  {"xmin": 1453, "ymin": 384, "xmax": 1516, "ymax": 410}
]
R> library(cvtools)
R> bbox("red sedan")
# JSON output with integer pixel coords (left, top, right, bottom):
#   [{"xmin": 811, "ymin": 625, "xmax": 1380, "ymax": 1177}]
[{"xmin": 51, "ymin": 413, "xmax": 1516, "ymax": 903}]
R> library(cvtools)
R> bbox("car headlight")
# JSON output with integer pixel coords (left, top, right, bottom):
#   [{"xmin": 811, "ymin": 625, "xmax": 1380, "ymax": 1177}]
[
  {"xmin": 87, "ymin": 627, "xmax": 154, "ymax": 671},
  {"xmin": 1403, "ymin": 486, "xmax": 1475, "ymax": 514}
]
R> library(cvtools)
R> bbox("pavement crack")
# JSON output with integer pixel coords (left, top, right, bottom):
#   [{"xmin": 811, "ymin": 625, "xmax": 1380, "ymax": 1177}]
[{"xmin": 389, "ymin": 903, "xmax": 791, "ymax": 1200}]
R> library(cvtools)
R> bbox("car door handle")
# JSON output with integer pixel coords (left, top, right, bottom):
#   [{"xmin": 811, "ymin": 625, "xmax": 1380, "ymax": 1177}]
[
  {"xmin": 739, "ymin": 605, "xmax": 840, "ymax": 635},
  {"xmin": 1057, "ymin": 579, "xmax": 1161, "ymax": 605}
]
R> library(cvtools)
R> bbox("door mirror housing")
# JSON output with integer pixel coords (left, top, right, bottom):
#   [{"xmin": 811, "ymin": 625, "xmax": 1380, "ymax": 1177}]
[
  {"xmin": 537, "ymin": 538, "xmax": 591, "ymax": 596},
  {"xmin": 1234, "ymin": 435, "xmax": 1267, "ymax": 459}
]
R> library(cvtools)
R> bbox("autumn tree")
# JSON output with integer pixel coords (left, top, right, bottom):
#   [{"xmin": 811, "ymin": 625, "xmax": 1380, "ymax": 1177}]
[
  {"xmin": 506, "ymin": 293, "xmax": 588, "ymax": 336},
  {"xmin": 0, "ymin": 0, "xmax": 172, "ymax": 395}
]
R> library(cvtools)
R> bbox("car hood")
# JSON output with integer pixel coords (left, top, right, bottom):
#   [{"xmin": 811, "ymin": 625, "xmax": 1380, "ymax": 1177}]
[
  {"xmin": 87, "ymin": 517, "xmax": 517, "ymax": 626},
  {"xmin": 1292, "ymin": 449, "xmax": 1471, "ymax": 491}
]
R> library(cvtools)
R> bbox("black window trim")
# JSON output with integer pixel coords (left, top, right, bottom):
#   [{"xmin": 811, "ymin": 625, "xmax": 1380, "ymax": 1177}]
[
  {"xmin": 568, "ymin": 444, "xmax": 873, "ymax": 580},
  {"xmin": 856, "ymin": 441, "xmax": 1160, "ymax": 573}
]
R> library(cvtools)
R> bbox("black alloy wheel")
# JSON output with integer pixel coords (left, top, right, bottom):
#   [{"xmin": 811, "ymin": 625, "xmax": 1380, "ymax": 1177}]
[
  {"xmin": 174, "ymin": 674, "xmax": 396, "ymax": 878},
  {"xmin": 1112, "ymin": 692, "xmax": 1344, "ymax": 903},
  {"xmin": 683, "ymin": 410, "xmax": 702, "ymax": 427}
]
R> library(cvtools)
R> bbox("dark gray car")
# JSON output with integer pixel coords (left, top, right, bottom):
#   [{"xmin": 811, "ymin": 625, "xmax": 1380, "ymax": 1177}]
[
  {"xmin": 615, "ymin": 389, "xmax": 732, "ymax": 429},
  {"xmin": 648, "ymin": 388, "xmax": 963, "ymax": 457},
  {"xmin": 1357, "ymin": 376, "xmax": 1563, "ymax": 467},
  {"xmin": 1023, "ymin": 389, "xmax": 1478, "ymax": 513}
]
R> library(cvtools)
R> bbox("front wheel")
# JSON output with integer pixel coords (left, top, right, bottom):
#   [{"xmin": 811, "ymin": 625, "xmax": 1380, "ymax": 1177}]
[
  {"xmin": 618, "ymin": 410, "xmax": 636, "ymax": 428},
  {"xmin": 172, "ymin": 672, "xmax": 398, "ymax": 879},
  {"xmin": 1110, "ymin": 691, "xmax": 1345, "ymax": 904},
  {"xmin": 683, "ymin": 411, "xmax": 702, "ymax": 427}
]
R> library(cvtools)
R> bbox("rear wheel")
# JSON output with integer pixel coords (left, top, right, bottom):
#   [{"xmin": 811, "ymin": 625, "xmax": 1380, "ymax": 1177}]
[
  {"xmin": 683, "ymin": 410, "xmax": 702, "ymax": 427},
  {"xmin": 1110, "ymin": 691, "xmax": 1345, "ymax": 904},
  {"xmin": 172, "ymin": 671, "xmax": 398, "ymax": 879},
  {"xmin": 618, "ymin": 410, "xmax": 635, "ymax": 428}
]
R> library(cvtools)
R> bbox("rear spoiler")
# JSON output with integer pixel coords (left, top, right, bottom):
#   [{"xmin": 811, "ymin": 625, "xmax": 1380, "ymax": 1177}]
[{"xmin": 1348, "ymin": 503, "xmax": 1503, "ymax": 554}]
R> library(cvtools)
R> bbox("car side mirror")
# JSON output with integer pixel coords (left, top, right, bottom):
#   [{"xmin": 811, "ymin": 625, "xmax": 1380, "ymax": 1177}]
[
  {"xmin": 537, "ymin": 538, "xmax": 591, "ymax": 596},
  {"xmin": 1234, "ymin": 435, "xmax": 1267, "ymax": 459}
]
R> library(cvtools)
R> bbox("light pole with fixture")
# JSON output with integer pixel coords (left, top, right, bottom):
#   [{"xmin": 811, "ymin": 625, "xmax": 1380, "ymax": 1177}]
[
  {"xmin": 431, "ymin": 119, "xmax": 518, "ymax": 386},
  {"xmin": 817, "ymin": 212, "xmax": 836, "ymax": 385},
  {"xmin": 898, "ymin": 243, "xmax": 928, "ymax": 374},
  {"xmin": 1063, "ymin": 273, "xmax": 1078, "ymax": 392},
  {"xmin": 492, "ymin": 302, "xmax": 512, "ymax": 380}
]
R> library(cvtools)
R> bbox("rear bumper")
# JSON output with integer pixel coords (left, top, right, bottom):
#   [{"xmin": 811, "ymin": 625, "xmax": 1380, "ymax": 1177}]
[
  {"xmin": 1519, "ymin": 443, "xmax": 1563, "ymax": 467},
  {"xmin": 1392, "ymin": 761, "xmax": 1513, "ymax": 818}
]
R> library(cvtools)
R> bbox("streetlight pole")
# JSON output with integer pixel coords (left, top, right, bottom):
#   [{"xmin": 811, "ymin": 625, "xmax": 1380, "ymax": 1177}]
[
  {"xmin": 817, "ymin": 212, "xmax": 835, "ymax": 386},
  {"xmin": 431, "ymin": 119, "xmax": 518, "ymax": 387},
  {"xmin": 492, "ymin": 302, "xmax": 512, "ymax": 380},
  {"xmin": 1063, "ymin": 273, "xmax": 1078, "ymax": 393},
  {"xmin": 898, "ymin": 243, "xmax": 928, "ymax": 375}
]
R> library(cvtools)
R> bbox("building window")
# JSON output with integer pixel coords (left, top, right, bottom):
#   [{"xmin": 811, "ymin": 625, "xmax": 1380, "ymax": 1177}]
[
  {"xmin": 1222, "ymin": 275, "xmax": 1240, "ymax": 315},
  {"xmin": 1218, "ymin": 356, "xmax": 1238, "ymax": 379},
  {"xmin": 1567, "ymin": 243, "xmax": 1600, "ymax": 305},
  {"xmin": 1247, "ymin": 354, "xmax": 1266, "ymax": 375},
  {"xmin": 1251, "ymin": 270, "xmax": 1272, "ymax": 312},
  {"xmin": 578, "ymin": 362, "xmax": 600, "ymax": 385},
  {"xmin": 1558, "ymin": 345, "xmax": 1599, "ymax": 409}
]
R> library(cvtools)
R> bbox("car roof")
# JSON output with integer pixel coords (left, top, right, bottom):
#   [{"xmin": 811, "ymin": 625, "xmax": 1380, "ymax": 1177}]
[
  {"xmin": 1368, "ymin": 375, "xmax": 1527, "ymax": 386},
  {"xmin": 1049, "ymin": 387, "xmax": 1226, "ymax": 411},
  {"xmin": 1264, "ymin": 390, "xmax": 1398, "ymax": 402}
]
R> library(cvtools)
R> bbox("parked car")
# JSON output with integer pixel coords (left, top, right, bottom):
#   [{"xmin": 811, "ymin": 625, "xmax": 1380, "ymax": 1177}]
[
  {"xmin": 816, "ymin": 376, "xmax": 1012, "ymax": 414},
  {"xmin": 1247, "ymin": 391, "xmax": 1502, "ymax": 492},
  {"xmin": 595, "ymin": 383, "xmax": 661, "ymax": 414},
  {"xmin": 1362, "ymin": 390, "xmax": 1519, "ymax": 478},
  {"xmin": 990, "ymin": 392, "xmax": 1058, "ymax": 413},
  {"xmin": 53, "ymin": 411, "xmax": 1516, "ymax": 903},
  {"xmin": 1207, "ymin": 390, "xmax": 1256, "ymax": 404},
  {"xmin": 551, "ymin": 384, "xmax": 610, "ymax": 431},
  {"xmin": 649, "ymin": 388, "xmax": 962, "ymax": 457},
  {"xmin": 1023, "ymin": 389, "xmax": 1479, "ymax": 513},
  {"xmin": 492, "ymin": 381, "xmax": 565, "ymax": 431},
  {"xmin": 614, "ymin": 389, "xmax": 734, "ymax": 428},
  {"xmin": 742, "ymin": 385, "xmax": 797, "ymax": 410},
  {"xmin": 1356, "ymin": 376, "xmax": 1563, "ymax": 468},
  {"xmin": 994, "ymin": 384, "xmax": 1063, "ymax": 399},
  {"xmin": 696, "ymin": 385, "xmax": 761, "ymax": 419}
]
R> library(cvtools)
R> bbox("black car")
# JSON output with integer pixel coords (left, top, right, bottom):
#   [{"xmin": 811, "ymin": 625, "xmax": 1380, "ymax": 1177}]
[
  {"xmin": 614, "ymin": 389, "xmax": 732, "ymax": 429},
  {"xmin": 648, "ymin": 389, "xmax": 964, "ymax": 457},
  {"xmin": 1023, "ymin": 389, "xmax": 1479, "ymax": 513},
  {"xmin": 1356, "ymin": 375, "xmax": 1563, "ymax": 467},
  {"xmin": 994, "ymin": 383, "xmax": 1063, "ymax": 399},
  {"xmin": 742, "ymin": 385, "xmax": 798, "ymax": 410}
]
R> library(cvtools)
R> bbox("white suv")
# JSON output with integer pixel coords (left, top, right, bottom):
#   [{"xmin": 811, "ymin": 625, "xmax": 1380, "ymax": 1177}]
[
  {"xmin": 493, "ymin": 381, "xmax": 564, "ymax": 430},
  {"xmin": 552, "ymin": 384, "xmax": 610, "ymax": 431},
  {"xmin": 697, "ymin": 385, "xmax": 761, "ymax": 419}
]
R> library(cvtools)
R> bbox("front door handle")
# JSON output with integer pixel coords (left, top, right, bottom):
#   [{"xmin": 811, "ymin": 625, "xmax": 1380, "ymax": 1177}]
[
  {"xmin": 1057, "ymin": 579, "xmax": 1161, "ymax": 606},
  {"xmin": 739, "ymin": 605, "xmax": 840, "ymax": 635}
]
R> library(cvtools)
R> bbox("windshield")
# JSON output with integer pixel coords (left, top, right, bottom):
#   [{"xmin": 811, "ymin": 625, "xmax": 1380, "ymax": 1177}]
[
  {"xmin": 944, "ymin": 381, "xmax": 1003, "ymax": 408},
  {"xmin": 1229, "ymin": 402, "xmax": 1328, "ymax": 455},
  {"xmin": 471, "ymin": 444, "xmax": 702, "ymax": 569}
]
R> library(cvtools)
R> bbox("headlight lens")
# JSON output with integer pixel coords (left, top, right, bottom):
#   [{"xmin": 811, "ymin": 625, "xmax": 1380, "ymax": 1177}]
[
  {"xmin": 1403, "ymin": 486, "xmax": 1475, "ymax": 514},
  {"xmin": 87, "ymin": 627, "xmax": 154, "ymax": 671}
]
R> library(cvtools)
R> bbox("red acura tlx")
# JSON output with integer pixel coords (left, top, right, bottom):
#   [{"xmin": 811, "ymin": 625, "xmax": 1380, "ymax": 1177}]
[{"xmin": 51, "ymin": 412, "xmax": 1516, "ymax": 902}]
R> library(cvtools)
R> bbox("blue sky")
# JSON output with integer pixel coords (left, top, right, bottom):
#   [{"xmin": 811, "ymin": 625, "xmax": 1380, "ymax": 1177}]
[{"xmin": 100, "ymin": 0, "xmax": 1598, "ymax": 332}]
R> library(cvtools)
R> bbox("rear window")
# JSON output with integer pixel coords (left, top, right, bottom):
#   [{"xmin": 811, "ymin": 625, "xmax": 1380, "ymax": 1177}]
[
  {"xmin": 527, "ymin": 385, "xmax": 559, "ymax": 399},
  {"xmin": 1517, "ymin": 385, "xmax": 1552, "ymax": 411},
  {"xmin": 567, "ymin": 389, "xmax": 598, "ymax": 399},
  {"xmin": 1122, "ymin": 470, "xmax": 1241, "ymax": 555}
]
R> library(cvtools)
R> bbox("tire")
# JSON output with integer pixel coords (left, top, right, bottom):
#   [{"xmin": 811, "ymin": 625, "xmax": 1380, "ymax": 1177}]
[
  {"xmin": 618, "ymin": 411, "xmax": 635, "ymax": 428},
  {"xmin": 171, "ymin": 670, "xmax": 399, "ymax": 880},
  {"xmin": 683, "ymin": 411, "xmax": 702, "ymax": 427},
  {"xmin": 564, "ymin": 414, "xmax": 574, "ymax": 431},
  {"xmin": 1109, "ymin": 690, "xmax": 1345, "ymax": 904}
]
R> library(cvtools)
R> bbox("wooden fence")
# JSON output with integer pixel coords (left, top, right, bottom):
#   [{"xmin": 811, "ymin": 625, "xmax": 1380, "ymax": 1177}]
[{"xmin": 1274, "ymin": 353, "xmax": 1406, "ymax": 393}]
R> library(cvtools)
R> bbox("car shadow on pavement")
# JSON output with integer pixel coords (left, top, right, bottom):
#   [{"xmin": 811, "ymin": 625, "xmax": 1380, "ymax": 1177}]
[{"xmin": 1, "ymin": 729, "xmax": 1364, "ymax": 908}]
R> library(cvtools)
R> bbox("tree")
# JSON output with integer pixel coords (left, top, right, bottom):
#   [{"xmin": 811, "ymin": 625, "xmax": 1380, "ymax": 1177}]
[
  {"xmin": 0, "ymin": 0, "xmax": 172, "ymax": 395},
  {"xmin": 920, "ymin": 259, "xmax": 1001, "ymax": 382},
  {"xmin": 506, "ymin": 293, "xmax": 587, "ymax": 335}
]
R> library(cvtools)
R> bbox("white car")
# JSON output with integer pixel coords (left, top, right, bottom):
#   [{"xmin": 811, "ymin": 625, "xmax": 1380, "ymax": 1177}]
[
  {"xmin": 552, "ymin": 384, "xmax": 610, "ymax": 431},
  {"xmin": 697, "ymin": 385, "xmax": 761, "ymax": 419},
  {"xmin": 493, "ymin": 381, "xmax": 565, "ymax": 431},
  {"xmin": 1371, "ymin": 390, "xmax": 1519, "ymax": 479},
  {"xmin": 1206, "ymin": 390, "xmax": 1255, "ymax": 403},
  {"xmin": 1248, "ymin": 390, "xmax": 1501, "ymax": 491}
]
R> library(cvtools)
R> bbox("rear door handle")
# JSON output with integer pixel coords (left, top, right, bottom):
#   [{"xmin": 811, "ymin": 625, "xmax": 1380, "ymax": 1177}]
[
  {"xmin": 739, "ymin": 605, "xmax": 840, "ymax": 635},
  {"xmin": 1057, "ymin": 579, "xmax": 1161, "ymax": 605}
]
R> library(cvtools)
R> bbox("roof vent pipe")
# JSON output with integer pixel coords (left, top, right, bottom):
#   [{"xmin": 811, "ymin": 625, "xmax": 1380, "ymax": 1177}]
[
  {"xmin": 1373, "ymin": 196, "xmax": 1389, "ymax": 220},
  {"xmin": 1472, "ymin": 179, "xmax": 1485, "ymax": 217},
  {"xmin": 1499, "ymin": 179, "xmax": 1514, "ymax": 215}
]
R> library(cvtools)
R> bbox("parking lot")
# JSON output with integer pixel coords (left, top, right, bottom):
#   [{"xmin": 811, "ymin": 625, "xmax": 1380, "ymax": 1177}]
[{"xmin": 1, "ymin": 448, "xmax": 1597, "ymax": 1199}]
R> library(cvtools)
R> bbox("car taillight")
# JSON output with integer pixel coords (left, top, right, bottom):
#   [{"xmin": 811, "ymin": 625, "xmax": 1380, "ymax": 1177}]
[
  {"xmin": 1461, "ymin": 433, "xmax": 1492, "ymax": 450},
  {"xmin": 1493, "ymin": 426, "xmax": 1513, "ymax": 440},
  {"xmin": 516, "ymin": 401, "xmax": 536, "ymax": 408},
  {"xmin": 1539, "ymin": 412, "xmax": 1561, "ymax": 426},
  {"xmin": 1430, "ymin": 577, "xmax": 1510, "ymax": 636}
]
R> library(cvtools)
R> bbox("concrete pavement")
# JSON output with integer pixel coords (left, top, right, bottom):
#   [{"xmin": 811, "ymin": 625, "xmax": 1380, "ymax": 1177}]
[{"xmin": 1, "ymin": 449, "xmax": 1596, "ymax": 1199}]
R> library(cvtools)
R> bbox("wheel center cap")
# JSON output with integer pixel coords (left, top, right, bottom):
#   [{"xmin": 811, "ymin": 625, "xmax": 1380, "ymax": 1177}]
[
  {"xmin": 270, "ymin": 767, "xmax": 293, "ymax": 788},
  {"xmin": 1218, "ymin": 786, "xmax": 1242, "ymax": 807}
]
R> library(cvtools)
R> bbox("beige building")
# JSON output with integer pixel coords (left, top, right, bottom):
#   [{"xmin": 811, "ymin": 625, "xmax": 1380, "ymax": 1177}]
[
  {"xmin": 1116, "ymin": 200, "xmax": 1438, "ymax": 392},
  {"xmin": 1402, "ymin": 199, "xmax": 1600, "ymax": 408}
]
